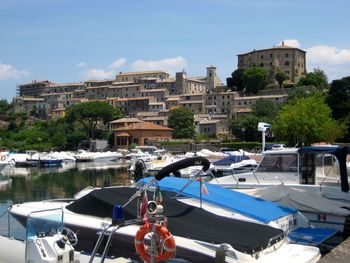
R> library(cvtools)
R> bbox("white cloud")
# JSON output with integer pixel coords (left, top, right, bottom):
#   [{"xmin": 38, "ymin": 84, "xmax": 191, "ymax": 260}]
[
  {"xmin": 83, "ymin": 69, "xmax": 115, "ymax": 80},
  {"xmin": 0, "ymin": 62, "xmax": 29, "ymax": 80},
  {"xmin": 306, "ymin": 45, "xmax": 350, "ymax": 65},
  {"xmin": 277, "ymin": 39, "xmax": 301, "ymax": 48},
  {"xmin": 108, "ymin": 57, "xmax": 127, "ymax": 69},
  {"xmin": 306, "ymin": 45, "xmax": 350, "ymax": 81},
  {"xmin": 131, "ymin": 56, "xmax": 187, "ymax": 75},
  {"xmin": 76, "ymin": 62, "xmax": 86, "ymax": 68}
]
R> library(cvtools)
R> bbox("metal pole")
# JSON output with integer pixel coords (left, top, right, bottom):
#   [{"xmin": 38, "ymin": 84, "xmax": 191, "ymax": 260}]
[{"xmin": 262, "ymin": 130, "xmax": 266, "ymax": 152}]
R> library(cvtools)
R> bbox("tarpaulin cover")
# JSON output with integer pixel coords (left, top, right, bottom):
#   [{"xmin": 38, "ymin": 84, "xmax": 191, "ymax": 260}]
[{"xmin": 140, "ymin": 177, "xmax": 297, "ymax": 223}]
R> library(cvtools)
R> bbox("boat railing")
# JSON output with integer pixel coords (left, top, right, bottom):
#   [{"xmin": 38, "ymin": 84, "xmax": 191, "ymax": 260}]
[{"xmin": 89, "ymin": 218, "xmax": 142, "ymax": 263}]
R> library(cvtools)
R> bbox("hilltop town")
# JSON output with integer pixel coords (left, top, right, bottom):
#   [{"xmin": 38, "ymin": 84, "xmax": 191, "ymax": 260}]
[{"xmin": 10, "ymin": 43, "xmax": 309, "ymax": 147}]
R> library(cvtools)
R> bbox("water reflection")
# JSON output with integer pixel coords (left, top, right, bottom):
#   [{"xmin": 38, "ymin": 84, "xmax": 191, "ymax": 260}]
[{"xmin": 0, "ymin": 161, "xmax": 132, "ymax": 204}]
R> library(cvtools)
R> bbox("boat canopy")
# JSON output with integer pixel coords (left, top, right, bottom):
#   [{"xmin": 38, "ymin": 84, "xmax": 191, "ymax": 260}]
[
  {"xmin": 298, "ymin": 146, "xmax": 350, "ymax": 192},
  {"xmin": 66, "ymin": 186, "xmax": 284, "ymax": 254}
]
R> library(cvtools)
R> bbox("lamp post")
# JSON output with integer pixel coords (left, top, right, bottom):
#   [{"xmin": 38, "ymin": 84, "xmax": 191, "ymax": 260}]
[{"xmin": 258, "ymin": 122, "xmax": 271, "ymax": 152}]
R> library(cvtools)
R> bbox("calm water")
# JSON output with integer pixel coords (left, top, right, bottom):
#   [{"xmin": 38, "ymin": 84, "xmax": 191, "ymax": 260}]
[{"xmin": 0, "ymin": 161, "xmax": 132, "ymax": 239}]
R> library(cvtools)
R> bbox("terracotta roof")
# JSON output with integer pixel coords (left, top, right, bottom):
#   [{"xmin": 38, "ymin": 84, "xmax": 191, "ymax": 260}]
[
  {"xmin": 140, "ymin": 89, "xmax": 167, "ymax": 93},
  {"xmin": 115, "ymin": 132, "xmax": 131, "ymax": 137},
  {"xmin": 142, "ymin": 116, "xmax": 167, "ymax": 121},
  {"xmin": 109, "ymin": 118, "xmax": 144, "ymax": 124},
  {"xmin": 166, "ymin": 97, "xmax": 180, "ymax": 101},
  {"xmin": 199, "ymin": 119, "xmax": 220, "ymax": 125},
  {"xmin": 238, "ymin": 44, "xmax": 306, "ymax": 56},
  {"xmin": 107, "ymin": 97, "xmax": 152, "ymax": 102},
  {"xmin": 115, "ymin": 122, "xmax": 173, "ymax": 131},
  {"xmin": 179, "ymin": 100, "xmax": 204, "ymax": 104}
]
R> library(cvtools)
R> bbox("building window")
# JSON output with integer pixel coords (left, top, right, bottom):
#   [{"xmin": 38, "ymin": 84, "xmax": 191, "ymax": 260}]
[
  {"xmin": 260, "ymin": 55, "xmax": 264, "ymax": 59},
  {"xmin": 285, "ymin": 53, "xmax": 289, "ymax": 58},
  {"xmin": 260, "ymin": 63, "xmax": 264, "ymax": 67},
  {"xmin": 285, "ymin": 61, "xmax": 290, "ymax": 66},
  {"xmin": 270, "ymin": 54, "xmax": 273, "ymax": 58}
]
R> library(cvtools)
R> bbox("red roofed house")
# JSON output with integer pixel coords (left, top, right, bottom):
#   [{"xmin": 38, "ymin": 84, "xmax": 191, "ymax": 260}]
[{"xmin": 113, "ymin": 121, "xmax": 173, "ymax": 149}]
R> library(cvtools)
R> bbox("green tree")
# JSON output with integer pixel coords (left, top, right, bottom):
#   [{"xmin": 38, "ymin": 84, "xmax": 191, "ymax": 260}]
[
  {"xmin": 287, "ymin": 86, "xmax": 312, "ymax": 102},
  {"xmin": 275, "ymin": 71, "xmax": 288, "ymax": 88},
  {"xmin": 251, "ymin": 99, "xmax": 278, "ymax": 120},
  {"xmin": 327, "ymin": 76, "xmax": 350, "ymax": 120},
  {"xmin": 230, "ymin": 115, "xmax": 261, "ymax": 142},
  {"xmin": 297, "ymin": 68, "xmax": 328, "ymax": 90},
  {"xmin": 327, "ymin": 76, "xmax": 350, "ymax": 142},
  {"xmin": 243, "ymin": 67, "xmax": 267, "ymax": 95},
  {"xmin": 66, "ymin": 101, "xmax": 119, "ymax": 139},
  {"xmin": 227, "ymin": 68, "xmax": 245, "ymax": 91},
  {"xmin": 168, "ymin": 107, "xmax": 195, "ymax": 139},
  {"xmin": 274, "ymin": 92, "xmax": 343, "ymax": 146}
]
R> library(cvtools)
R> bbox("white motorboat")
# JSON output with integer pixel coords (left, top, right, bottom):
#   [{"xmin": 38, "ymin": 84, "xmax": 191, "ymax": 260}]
[
  {"xmin": 209, "ymin": 146, "xmax": 350, "ymax": 235},
  {"xmin": 236, "ymin": 184, "xmax": 350, "ymax": 234},
  {"xmin": 210, "ymin": 154, "xmax": 259, "ymax": 177},
  {"xmin": 0, "ymin": 152, "xmax": 15, "ymax": 171},
  {"xmin": 123, "ymin": 146, "xmax": 163, "ymax": 163},
  {"xmin": 75, "ymin": 150, "xmax": 123, "ymax": 162},
  {"xmin": 0, "ymin": 208, "xmax": 137, "ymax": 263},
  {"xmin": 9, "ymin": 157, "xmax": 321, "ymax": 263},
  {"xmin": 210, "ymin": 146, "xmax": 350, "ymax": 203}
]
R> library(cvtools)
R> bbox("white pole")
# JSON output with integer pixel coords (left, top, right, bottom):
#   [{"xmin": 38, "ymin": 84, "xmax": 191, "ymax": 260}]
[{"xmin": 262, "ymin": 130, "xmax": 266, "ymax": 152}]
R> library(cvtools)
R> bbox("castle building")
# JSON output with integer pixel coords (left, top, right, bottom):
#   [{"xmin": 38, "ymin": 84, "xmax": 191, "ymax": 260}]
[
  {"xmin": 237, "ymin": 42, "xmax": 306, "ymax": 84},
  {"xmin": 17, "ymin": 80, "xmax": 53, "ymax": 97}
]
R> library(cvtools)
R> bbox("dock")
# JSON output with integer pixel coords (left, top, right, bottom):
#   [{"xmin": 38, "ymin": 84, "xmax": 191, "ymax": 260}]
[{"xmin": 318, "ymin": 236, "xmax": 350, "ymax": 263}]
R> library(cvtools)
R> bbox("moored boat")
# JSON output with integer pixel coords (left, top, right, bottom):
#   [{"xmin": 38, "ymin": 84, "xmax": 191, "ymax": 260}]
[{"xmin": 9, "ymin": 157, "xmax": 321, "ymax": 263}]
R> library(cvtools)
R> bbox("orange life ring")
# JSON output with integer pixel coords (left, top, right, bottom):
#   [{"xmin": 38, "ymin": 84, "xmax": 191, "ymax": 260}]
[{"xmin": 134, "ymin": 223, "xmax": 176, "ymax": 262}]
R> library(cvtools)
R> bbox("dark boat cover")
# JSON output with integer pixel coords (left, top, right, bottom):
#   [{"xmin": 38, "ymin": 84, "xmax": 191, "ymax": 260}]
[{"xmin": 66, "ymin": 186, "xmax": 284, "ymax": 254}]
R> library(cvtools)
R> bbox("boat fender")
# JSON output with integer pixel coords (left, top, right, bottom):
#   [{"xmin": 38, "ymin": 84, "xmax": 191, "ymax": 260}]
[
  {"xmin": 134, "ymin": 223, "xmax": 176, "ymax": 262},
  {"xmin": 0, "ymin": 156, "xmax": 5, "ymax": 161}
]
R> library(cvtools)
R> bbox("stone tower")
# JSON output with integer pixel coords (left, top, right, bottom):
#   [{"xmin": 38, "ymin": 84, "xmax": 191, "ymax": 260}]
[
  {"xmin": 175, "ymin": 69, "xmax": 187, "ymax": 95},
  {"xmin": 206, "ymin": 65, "xmax": 220, "ymax": 91}
]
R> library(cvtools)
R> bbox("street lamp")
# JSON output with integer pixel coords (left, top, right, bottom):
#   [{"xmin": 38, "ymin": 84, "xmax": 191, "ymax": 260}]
[{"xmin": 258, "ymin": 122, "xmax": 271, "ymax": 151}]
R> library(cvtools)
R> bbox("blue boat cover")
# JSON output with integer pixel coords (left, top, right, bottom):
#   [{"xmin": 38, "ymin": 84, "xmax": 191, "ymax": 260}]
[
  {"xmin": 139, "ymin": 177, "xmax": 297, "ymax": 224},
  {"xmin": 212, "ymin": 155, "xmax": 250, "ymax": 166},
  {"xmin": 288, "ymin": 227, "xmax": 338, "ymax": 245}
]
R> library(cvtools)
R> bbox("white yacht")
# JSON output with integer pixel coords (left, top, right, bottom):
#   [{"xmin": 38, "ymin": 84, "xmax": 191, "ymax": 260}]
[
  {"xmin": 74, "ymin": 150, "xmax": 122, "ymax": 162},
  {"xmin": 210, "ymin": 146, "xmax": 350, "ymax": 234},
  {"xmin": 9, "ymin": 157, "xmax": 321, "ymax": 263}
]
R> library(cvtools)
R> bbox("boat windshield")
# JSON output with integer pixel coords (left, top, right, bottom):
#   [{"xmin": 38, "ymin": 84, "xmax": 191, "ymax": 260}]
[
  {"xmin": 26, "ymin": 208, "xmax": 64, "ymax": 241},
  {"xmin": 315, "ymin": 153, "xmax": 340, "ymax": 178},
  {"xmin": 256, "ymin": 153, "xmax": 298, "ymax": 173}
]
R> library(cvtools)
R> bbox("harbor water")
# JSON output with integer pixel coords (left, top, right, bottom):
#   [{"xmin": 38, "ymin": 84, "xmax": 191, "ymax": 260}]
[{"xmin": 0, "ymin": 161, "xmax": 131, "ymax": 239}]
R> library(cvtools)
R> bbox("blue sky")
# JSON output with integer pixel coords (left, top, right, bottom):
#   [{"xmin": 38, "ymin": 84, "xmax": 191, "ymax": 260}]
[{"xmin": 1, "ymin": 0, "xmax": 350, "ymax": 101}]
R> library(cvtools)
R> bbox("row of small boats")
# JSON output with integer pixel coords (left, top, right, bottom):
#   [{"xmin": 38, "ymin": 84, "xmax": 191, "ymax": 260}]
[{"xmin": 0, "ymin": 150, "xmax": 124, "ymax": 169}]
